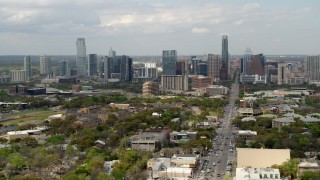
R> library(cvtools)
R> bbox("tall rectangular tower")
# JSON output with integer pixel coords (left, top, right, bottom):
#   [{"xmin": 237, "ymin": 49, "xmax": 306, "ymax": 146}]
[
  {"xmin": 24, "ymin": 55, "xmax": 32, "ymax": 80},
  {"xmin": 88, "ymin": 54, "xmax": 97, "ymax": 76},
  {"xmin": 40, "ymin": 54, "xmax": 51, "ymax": 75},
  {"xmin": 306, "ymin": 56, "xmax": 320, "ymax": 82},
  {"xmin": 58, "ymin": 60, "xmax": 68, "ymax": 76},
  {"xmin": 220, "ymin": 35, "xmax": 229, "ymax": 80},
  {"xmin": 207, "ymin": 54, "xmax": 220, "ymax": 83},
  {"xmin": 76, "ymin": 38, "xmax": 87, "ymax": 76},
  {"xmin": 162, "ymin": 50, "xmax": 177, "ymax": 76},
  {"xmin": 243, "ymin": 48, "xmax": 253, "ymax": 75}
]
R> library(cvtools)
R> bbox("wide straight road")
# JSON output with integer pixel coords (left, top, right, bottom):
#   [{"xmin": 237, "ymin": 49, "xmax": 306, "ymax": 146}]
[{"xmin": 204, "ymin": 77, "xmax": 239, "ymax": 180}]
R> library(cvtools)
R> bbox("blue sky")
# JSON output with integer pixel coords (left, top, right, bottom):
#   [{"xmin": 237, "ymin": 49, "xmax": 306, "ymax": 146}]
[{"xmin": 0, "ymin": 0, "xmax": 319, "ymax": 55}]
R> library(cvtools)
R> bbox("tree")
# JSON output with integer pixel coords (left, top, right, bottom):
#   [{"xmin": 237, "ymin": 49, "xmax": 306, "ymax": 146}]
[
  {"xmin": 300, "ymin": 171, "xmax": 320, "ymax": 180},
  {"xmin": 278, "ymin": 159, "xmax": 299, "ymax": 179}
]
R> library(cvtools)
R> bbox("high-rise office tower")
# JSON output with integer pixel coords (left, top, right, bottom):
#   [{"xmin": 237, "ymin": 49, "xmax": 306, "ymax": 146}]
[
  {"xmin": 162, "ymin": 50, "xmax": 177, "ymax": 75},
  {"xmin": 98, "ymin": 58, "xmax": 104, "ymax": 78},
  {"xmin": 242, "ymin": 48, "xmax": 253, "ymax": 75},
  {"xmin": 248, "ymin": 54, "xmax": 265, "ymax": 76},
  {"xmin": 176, "ymin": 60, "xmax": 186, "ymax": 75},
  {"xmin": 207, "ymin": 54, "xmax": 220, "ymax": 82},
  {"xmin": 191, "ymin": 58, "xmax": 202, "ymax": 75},
  {"xmin": 220, "ymin": 35, "xmax": 229, "ymax": 80},
  {"xmin": 76, "ymin": 38, "xmax": 87, "ymax": 76},
  {"xmin": 278, "ymin": 63, "xmax": 289, "ymax": 85},
  {"xmin": 24, "ymin": 55, "xmax": 32, "ymax": 80},
  {"xmin": 198, "ymin": 63, "xmax": 208, "ymax": 76},
  {"xmin": 88, "ymin": 54, "xmax": 97, "ymax": 76},
  {"xmin": 306, "ymin": 56, "xmax": 320, "ymax": 82},
  {"xmin": 58, "ymin": 60, "xmax": 68, "ymax": 76},
  {"xmin": 109, "ymin": 47, "xmax": 116, "ymax": 58},
  {"xmin": 104, "ymin": 55, "xmax": 133, "ymax": 82},
  {"xmin": 40, "ymin": 54, "xmax": 51, "ymax": 75}
]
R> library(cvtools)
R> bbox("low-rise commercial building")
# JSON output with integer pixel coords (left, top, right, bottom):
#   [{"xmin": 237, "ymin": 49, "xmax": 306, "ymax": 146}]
[
  {"xmin": 236, "ymin": 168, "xmax": 280, "ymax": 180},
  {"xmin": 237, "ymin": 148, "xmax": 290, "ymax": 168},
  {"xmin": 237, "ymin": 130, "xmax": 257, "ymax": 139},
  {"xmin": 129, "ymin": 129, "xmax": 170, "ymax": 151}
]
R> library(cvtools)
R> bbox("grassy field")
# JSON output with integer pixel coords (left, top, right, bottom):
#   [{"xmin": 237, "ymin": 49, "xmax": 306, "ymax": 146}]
[{"xmin": 2, "ymin": 110, "xmax": 63, "ymax": 125}]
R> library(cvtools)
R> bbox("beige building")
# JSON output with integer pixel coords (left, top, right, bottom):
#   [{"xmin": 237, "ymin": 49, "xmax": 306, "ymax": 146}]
[
  {"xmin": 161, "ymin": 75, "xmax": 188, "ymax": 94},
  {"xmin": 143, "ymin": 81, "xmax": 159, "ymax": 97},
  {"xmin": 237, "ymin": 148, "xmax": 290, "ymax": 168}
]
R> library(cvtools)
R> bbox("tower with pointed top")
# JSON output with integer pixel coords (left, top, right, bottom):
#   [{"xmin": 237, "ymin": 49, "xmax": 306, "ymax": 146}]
[
  {"xmin": 109, "ymin": 47, "xmax": 116, "ymax": 58},
  {"xmin": 220, "ymin": 35, "xmax": 229, "ymax": 80}
]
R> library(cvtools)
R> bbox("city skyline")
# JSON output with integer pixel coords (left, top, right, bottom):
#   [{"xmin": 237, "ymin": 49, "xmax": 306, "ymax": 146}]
[{"xmin": 0, "ymin": 0, "xmax": 319, "ymax": 55}]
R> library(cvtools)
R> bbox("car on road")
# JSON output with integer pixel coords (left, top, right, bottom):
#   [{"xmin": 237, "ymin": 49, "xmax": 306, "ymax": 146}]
[{"xmin": 212, "ymin": 162, "xmax": 216, "ymax": 166}]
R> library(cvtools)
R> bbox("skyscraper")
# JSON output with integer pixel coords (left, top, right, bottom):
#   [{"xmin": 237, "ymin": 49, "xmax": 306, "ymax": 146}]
[
  {"xmin": 306, "ymin": 56, "xmax": 320, "ymax": 82},
  {"xmin": 191, "ymin": 58, "xmax": 202, "ymax": 75},
  {"xmin": 176, "ymin": 60, "xmax": 186, "ymax": 75},
  {"xmin": 40, "ymin": 54, "xmax": 51, "ymax": 75},
  {"xmin": 104, "ymin": 55, "xmax": 133, "ymax": 82},
  {"xmin": 220, "ymin": 35, "xmax": 229, "ymax": 80},
  {"xmin": 242, "ymin": 48, "xmax": 253, "ymax": 75},
  {"xmin": 88, "ymin": 54, "xmax": 97, "ymax": 76},
  {"xmin": 58, "ymin": 60, "xmax": 68, "ymax": 76},
  {"xmin": 207, "ymin": 54, "xmax": 220, "ymax": 82},
  {"xmin": 109, "ymin": 47, "xmax": 116, "ymax": 58},
  {"xmin": 24, "ymin": 55, "xmax": 32, "ymax": 80},
  {"xmin": 76, "ymin": 38, "xmax": 87, "ymax": 76},
  {"xmin": 162, "ymin": 50, "xmax": 177, "ymax": 76},
  {"xmin": 248, "ymin": 54, "xmax": 265, "ymax": 76}
]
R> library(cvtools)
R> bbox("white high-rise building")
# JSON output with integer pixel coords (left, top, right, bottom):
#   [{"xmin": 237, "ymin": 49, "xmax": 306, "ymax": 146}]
[
  {"xmin": 76, "ymin": 38, "xmax": 87, "ymax": 76},
  {"xmin": 306, "ymin": 56, "xmax": 320, "ymax": 82},
  {"xmin": 109, "ymin": 47, "xmax": 116, "ymax": 58},
  {"xmin": 24, "ymin": 55, "xmax": 32, "ymax": 80},
  {"xmin": 10, "ymin": 70, "xmax": 27, "ymax": 82},
  {"xmin": 40, "ymin": 54, "xmax": 51, "ymax": 75}
]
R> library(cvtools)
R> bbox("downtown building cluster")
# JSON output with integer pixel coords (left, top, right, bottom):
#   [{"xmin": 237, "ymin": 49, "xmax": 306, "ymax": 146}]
[{"xmin": 6, "ymin": 36, "xmax": 320, "ymax": 94}]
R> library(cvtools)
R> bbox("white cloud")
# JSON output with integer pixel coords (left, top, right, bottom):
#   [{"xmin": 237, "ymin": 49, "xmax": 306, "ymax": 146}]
[
  {"xmin": 242, "ymin": 3, "xmax": 261, "ymax": 11},
  {"xmin": 234, "ymin": 19, "xmax": 245, "ymax": 26},
  {"xmin": 192, "ymin": 27, "xmax": 209, "ymax": 33}
]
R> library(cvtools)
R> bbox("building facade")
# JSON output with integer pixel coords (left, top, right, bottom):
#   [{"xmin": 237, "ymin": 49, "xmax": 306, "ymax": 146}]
[
  {"xmin": 10, "ymin": 70, "xmax": 27, "ymax": 82},
  {"xmin": 306, "ymin": 55, "xmax": 320, "ymax": 82},
  {"xmin": 104, "ymin": 55, "xmax": 133, "ymax": 82},
  {"xmin": 207, "ymin": 54, "xmax": 220, "ymax": 82},
  {"xmin": 220, "ymin": 35, "xmax": 229, "ymax": 80},
  {"xmin": 242, "ymin": 48, "xmax": 253, "ymax": 75},
  {"xmin": 143, "ymin": 81, "xmax": 159, "ymax": 97},
  {"xmin": 88, "ymin": 54, "xmax": 97, "ymax": 76},
  {"xmin": 162, "ymin": 50, "xmax": 177, "ymax": 76},
  {"xmin": 24, "ymin": 56, "xmax": 32, "ymax": 80},
  {"xmin": 76, "ymin": 38, "xmax": 87, "ymax": 76},
  {"xmin": 58, "ymin": 60, "xmax": 68, "ymax": 76},
  {"xmin": 161, "ymin": 75, "xmax": 188, "ymax": 93},
  {"xmin": 39, "ymin": 55, "xmax": 51, "ymax": 75}
]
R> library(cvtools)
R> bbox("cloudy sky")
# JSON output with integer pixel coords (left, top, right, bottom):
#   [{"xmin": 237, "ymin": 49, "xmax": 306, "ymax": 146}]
[{"xmin": 0, "ymin": 0, "xmax": 319, "ymax": 56}]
